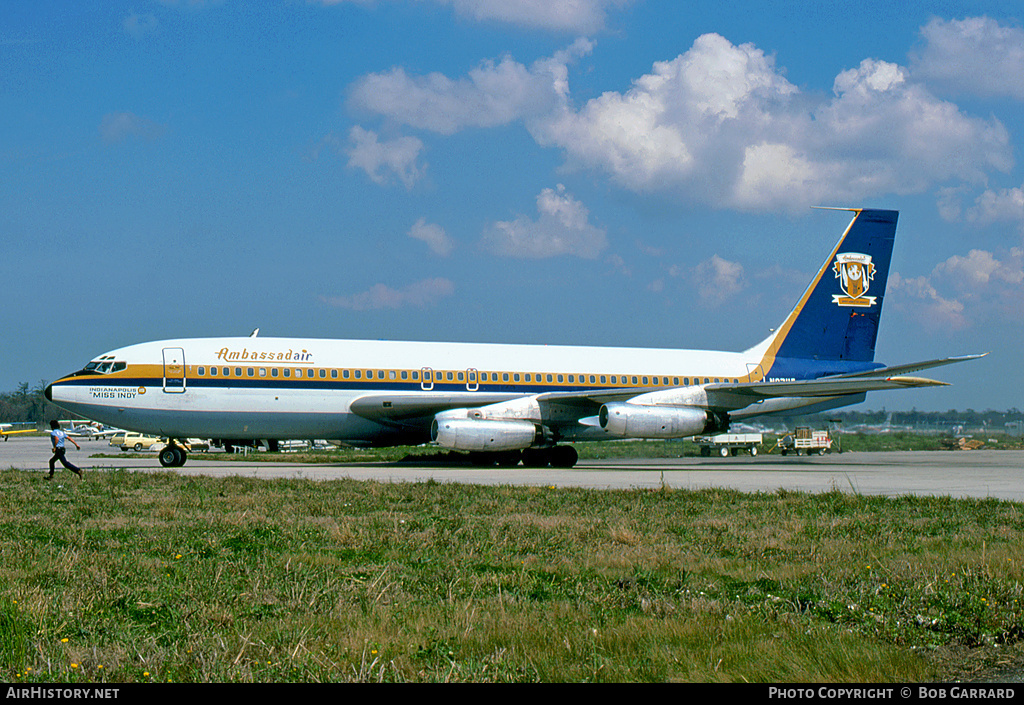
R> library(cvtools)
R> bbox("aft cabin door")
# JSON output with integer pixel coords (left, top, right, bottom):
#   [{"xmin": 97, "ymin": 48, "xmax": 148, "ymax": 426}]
[{"xmin": 162, "ymin": 347, "xmax": 187, "ymax": 393}]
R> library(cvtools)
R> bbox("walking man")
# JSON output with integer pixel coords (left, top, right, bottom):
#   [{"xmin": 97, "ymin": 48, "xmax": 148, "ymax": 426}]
[{"xmin": 48, "ymin": 420, "xmax": 82, "ymax": 478}]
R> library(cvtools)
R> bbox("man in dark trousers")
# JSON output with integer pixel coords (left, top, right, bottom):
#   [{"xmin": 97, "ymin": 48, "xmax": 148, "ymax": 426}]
[{"xmin": 48, "ymin": 420, "xmax": 83, "ymax": 479}]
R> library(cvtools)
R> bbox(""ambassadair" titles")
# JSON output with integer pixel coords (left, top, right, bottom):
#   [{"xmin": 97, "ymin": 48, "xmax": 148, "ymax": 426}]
[{"xmin": 214, "ymin": 347, "xmax": 314, "ymax": 363}]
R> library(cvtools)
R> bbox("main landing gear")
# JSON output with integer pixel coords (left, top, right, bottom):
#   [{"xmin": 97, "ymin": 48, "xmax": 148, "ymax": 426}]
[{"xmin": 158, "ymin": 442, "xmax": 188, "ymax": 468}]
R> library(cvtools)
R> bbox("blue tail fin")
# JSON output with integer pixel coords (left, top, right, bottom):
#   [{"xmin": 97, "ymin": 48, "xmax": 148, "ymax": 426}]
[{"xmin": 758, "ymin": 208, "xmax": 897, "ymax": 375}]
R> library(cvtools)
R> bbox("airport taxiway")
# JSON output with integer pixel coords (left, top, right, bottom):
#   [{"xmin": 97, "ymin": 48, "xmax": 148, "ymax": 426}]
[{"xmin": 5, "ymin": 436, "xmax": 1023, "ymax": 501}]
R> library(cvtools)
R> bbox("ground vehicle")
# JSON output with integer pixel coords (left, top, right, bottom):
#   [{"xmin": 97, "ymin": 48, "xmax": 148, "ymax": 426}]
[
  {"xmin": 110, "ymin": 432, "xmax": 164, "ymax": 452},
  {"xmin": 775, "ymin": 428, "xmax": 833, "ymax": 455},
  {"xmin": 695, "ymin": 433, "xmax": 763, "ymax": 457}
]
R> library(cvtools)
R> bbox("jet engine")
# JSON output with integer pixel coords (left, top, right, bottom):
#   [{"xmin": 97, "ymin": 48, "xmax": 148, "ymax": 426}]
[
  {"xmin": 431, "ymin": 416, "xmax": 545, "ymax": 452},
  {"xmin": 599, "ymin": 403, "xmax": 728, "ymax": 439}
]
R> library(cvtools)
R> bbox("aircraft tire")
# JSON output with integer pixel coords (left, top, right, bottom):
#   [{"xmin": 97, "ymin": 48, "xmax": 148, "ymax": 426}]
[
  {"xmin": 159, "ymin": 445, "xmax": 187, "ymax": 468},
  {"xmin": 550, "ymin": 445, "xmax": 578, "ymax": 468},
  {"xmin": 521, "ymin": 448, "xmax": 551, "ymax": 467}
]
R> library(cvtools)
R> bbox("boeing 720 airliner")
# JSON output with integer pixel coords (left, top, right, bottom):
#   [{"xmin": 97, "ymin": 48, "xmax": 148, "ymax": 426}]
[{"xmin": 45, "ymin": 209, "xmax": 983, "ymax": 468}]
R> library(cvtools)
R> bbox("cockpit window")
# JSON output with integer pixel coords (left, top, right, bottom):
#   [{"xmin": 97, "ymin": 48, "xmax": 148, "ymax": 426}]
[{"xmin": 84, "ymin": 360, "xmax": 127, "ymax": 374}]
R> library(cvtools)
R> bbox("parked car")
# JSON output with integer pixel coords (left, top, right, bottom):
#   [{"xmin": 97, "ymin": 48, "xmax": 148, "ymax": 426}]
[
  {"xmin": 110, "ymin": 432, "xmax": 164, "ymax": 452},
  {"xmin": 181, "ymin": 438, "xmax": 210, "ymax": 452}
]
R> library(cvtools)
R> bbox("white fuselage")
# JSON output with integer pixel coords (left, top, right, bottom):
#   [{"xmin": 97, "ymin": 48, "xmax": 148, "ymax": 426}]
[{"xmin": 47, "ymin": 335, "xmax": 782, "ymax": 445}]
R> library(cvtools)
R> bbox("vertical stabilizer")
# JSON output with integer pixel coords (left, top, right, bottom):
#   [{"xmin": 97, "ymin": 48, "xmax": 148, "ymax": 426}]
[{"xmin": 754, "ymin": 208, "xmax": 898, "ymax": 375}]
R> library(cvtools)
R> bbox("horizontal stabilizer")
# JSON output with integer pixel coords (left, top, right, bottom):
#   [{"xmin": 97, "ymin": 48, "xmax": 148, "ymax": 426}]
[{"xmin": 827, "ymin": 353, "xmax": 988, "ymax": 379}]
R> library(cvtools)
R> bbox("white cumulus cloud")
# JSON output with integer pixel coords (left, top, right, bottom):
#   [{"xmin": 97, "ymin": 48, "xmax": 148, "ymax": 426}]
[
  {"xmin": 99, "ymin": 112, "xmax": 165, "ymax": 144},
  {"xmin": 437, "ymin": 0, "xmax": 630, "ymax": 33},
  {"xmin": 534, "ymin": 35, "xmax": 1011, "ymax": 210},
  {"xmin": 910, "ymin": 16, "xmax": 1024, "ymax": 100},
  {"xmin": 481, "ymin": 184, "xmax": 607, "ymax": 258},
  {"xmin": 321, "ymin": 278, "xmax": 455, "ymax": 310},
  {"xmin": 890, "ymin": 248, "xmax": 1024, "ymax": 331},
  {"xmin": 409, "ymin": 217, "xmax": 454, "ymax": 256},
  {"xmin": 693, "ymin": 255, "xmax": 746, "ymax": 306},
  {"xmin": 346, "ymin": 28, "xmax": 1014, "ymax": 212},
  {"xmin": 349, "ymin": 39, "xmax": 593, "ymax": 136},
  {"xmin": 343, "ymin": 126, "xmax": 425, "ymax": 188}
]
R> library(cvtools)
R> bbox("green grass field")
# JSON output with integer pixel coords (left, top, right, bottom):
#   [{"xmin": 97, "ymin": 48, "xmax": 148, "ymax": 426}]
[{"xmin": 3, "ymin": 461, "xmax": 1024, "ymax": 683}]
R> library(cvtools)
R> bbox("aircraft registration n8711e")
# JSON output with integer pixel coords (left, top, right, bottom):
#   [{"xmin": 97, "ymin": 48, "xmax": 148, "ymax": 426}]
[{"xmin": 46, "ymin": 208, "xmax": 984, "ymax": 469}]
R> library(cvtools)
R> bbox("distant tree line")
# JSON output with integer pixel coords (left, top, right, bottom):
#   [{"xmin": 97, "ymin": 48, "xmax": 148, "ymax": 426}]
[
  {"xmin": 0, "ymin": 382, "xmax": 65, "ymax": 425},
  {"xmin": 780, "ymin": 408, "xmax": 1023, "ymax": 430}
]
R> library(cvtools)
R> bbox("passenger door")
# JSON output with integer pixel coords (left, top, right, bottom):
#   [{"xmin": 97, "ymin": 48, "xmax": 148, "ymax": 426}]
[{"xmin": 162, "ymin": 347, "xmax": 187, "ymax": 393}]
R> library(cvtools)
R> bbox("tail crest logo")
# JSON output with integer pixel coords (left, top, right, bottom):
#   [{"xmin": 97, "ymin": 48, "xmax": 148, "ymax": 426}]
[{"xmin": 832, "ymin": 252, "xmax": 876, "ymax": 307}]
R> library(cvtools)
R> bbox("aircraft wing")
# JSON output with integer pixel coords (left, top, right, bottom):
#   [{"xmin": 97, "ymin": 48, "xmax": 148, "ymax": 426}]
[
  {"xmin": 349, "ymin": 392, "xmax": 521, "ymax": 425},
  {"xmin": 349, "ymin": 389, "xmax": 637, "ymax": 428},
  {"xmin": 0, "ymin": 426, "xmax": 35, "ymax": 438},
  {"xmin": 349, "ymin": 355, "xmax": 982, "ymax": 427}
]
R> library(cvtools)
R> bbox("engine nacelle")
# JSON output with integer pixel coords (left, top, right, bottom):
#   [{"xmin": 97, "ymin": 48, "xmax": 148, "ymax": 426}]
[
  {"xmin": 431, "ymin": 417, "xmax": 544, "ymax": 452},
  {"xmin": 598, "ymin": 403, "xmax": 728, "ymax": 439}
]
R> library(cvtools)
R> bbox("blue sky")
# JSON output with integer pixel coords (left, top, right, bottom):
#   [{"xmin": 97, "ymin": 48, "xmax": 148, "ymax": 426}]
[{"xmin": 3, "ymin": 0, "xmax": 1023, "ymax": 412}]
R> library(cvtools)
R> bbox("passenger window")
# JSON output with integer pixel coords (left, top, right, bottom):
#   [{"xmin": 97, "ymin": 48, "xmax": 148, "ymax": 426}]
[
  {"xmin": 284, "ymin": 369, "xmax": 291, "ymax": 378},
  {"xmin": 198, "ymin": 367, "xmax": 205, "ymax": 376},
  {"xmin": 354, "ymin": 370, "xmax": 361, "ymax": 379},
  {"xmin": 332, "ymin": 369, "xmax": 338, "ymax": 379},
  {"xmin": 234, "ymin": 368, "xmax": 242, "ymax": 377},
  {"xmin": 259, "ymin": 369, "xmax": 266, "ymax": 377}
]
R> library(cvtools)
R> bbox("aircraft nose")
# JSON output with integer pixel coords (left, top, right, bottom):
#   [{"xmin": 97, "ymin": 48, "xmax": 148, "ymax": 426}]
[{"xmin": 44, "ymin": 384, "xmax": 53, "ymax": 401}]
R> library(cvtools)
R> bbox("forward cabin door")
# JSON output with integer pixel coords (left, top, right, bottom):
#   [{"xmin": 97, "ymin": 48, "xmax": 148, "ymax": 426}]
[{"xmin": 162, "ymin": 347, "xmax": 187, "ymax": 393}]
